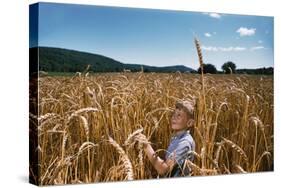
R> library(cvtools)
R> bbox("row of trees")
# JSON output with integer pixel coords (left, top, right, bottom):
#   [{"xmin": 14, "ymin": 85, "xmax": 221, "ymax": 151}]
[
  {"xmin": 196, "ymin": 61, "xmax": 273, "ymax": 75},
  {"xmin": 197, "ymin": 61, "xmax": 236, "ymax": 74}
]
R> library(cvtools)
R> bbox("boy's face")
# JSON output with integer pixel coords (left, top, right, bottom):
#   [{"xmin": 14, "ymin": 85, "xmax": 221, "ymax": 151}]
[{"xmin": 170, "ymin": 108, "xmax": 190, "ymax": 131}]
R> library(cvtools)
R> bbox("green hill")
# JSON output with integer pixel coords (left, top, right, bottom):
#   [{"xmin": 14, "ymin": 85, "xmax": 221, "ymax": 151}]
[{"xmin": 30, "ymin": 47, "xmax": 194, "ymax": 73}]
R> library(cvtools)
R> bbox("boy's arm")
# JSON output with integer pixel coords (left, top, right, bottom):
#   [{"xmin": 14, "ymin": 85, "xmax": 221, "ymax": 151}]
[{"xmin": 143, "ymin": 143, "xmax": 175, "ymax": 175}]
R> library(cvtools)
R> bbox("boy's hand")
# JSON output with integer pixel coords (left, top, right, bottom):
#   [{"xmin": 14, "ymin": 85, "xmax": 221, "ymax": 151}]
[{"xmin": 137, "ymin": 133, "xmax": 149, "ymax": 148}]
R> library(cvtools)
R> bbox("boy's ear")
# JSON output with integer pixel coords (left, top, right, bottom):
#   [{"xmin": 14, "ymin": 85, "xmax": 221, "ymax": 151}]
[{"xmin": 187, "ymin": 119, "xmax": 194, "ymax": 127}]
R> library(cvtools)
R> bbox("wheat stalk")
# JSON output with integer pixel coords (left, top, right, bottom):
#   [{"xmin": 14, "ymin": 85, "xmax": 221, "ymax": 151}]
[
  {"xmin": 38, "ymin": 113, "xmax": 57, "ymax": 122},
  {"xmin": 124, "ymin": 128, "xmax": 144, "ymax": 146},
  {"xmin": 79, "ymin": 115, "xmax": 89, "ymax": 140},
  {"xmin": 222, "ymin": 137, "xmax": 248, "ymax": 163},
  {"xmin": 108, "ymin": 136, "xmax": 134, "ymax": 180},
  {"xmin": 235, "ymin": 165, "xmax": 247, "ymax": 173},
  {"xmin": 184, "ymin": 160, "xmax": 218, "ymax": 175},
  {"xmin": 67, "ymin": 107, "xmax": 99, "ymax": 122}
]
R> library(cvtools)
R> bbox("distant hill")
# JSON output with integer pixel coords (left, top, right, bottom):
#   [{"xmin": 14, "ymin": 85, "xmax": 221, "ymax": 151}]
[{"xmin": 30, "ymin": 47, "xmax": 195, "ymax": 73}]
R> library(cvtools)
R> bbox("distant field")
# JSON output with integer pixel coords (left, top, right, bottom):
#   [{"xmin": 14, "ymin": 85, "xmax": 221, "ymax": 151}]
[
  {"xmin": 46, "ymin": 72, "xmax": 77, "ymax": 77},
  {"xmin": 32, "ymin": 73, "xmax": 273, "ymax": 185}
]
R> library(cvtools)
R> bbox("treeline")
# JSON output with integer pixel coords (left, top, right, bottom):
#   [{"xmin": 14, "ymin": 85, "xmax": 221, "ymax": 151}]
[
  {"xmin": 236, "ymin": 67, "xmax": 273, "ymax": 75},
  {"xmin": 193, "ymin": 61, "xmax": 273, "ymax": 75}
]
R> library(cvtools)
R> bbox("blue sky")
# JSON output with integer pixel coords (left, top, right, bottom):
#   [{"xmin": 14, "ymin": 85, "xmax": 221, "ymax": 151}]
[{"xmin": 32, "ymin": 2, "xmax": 274, "ymax": 70}]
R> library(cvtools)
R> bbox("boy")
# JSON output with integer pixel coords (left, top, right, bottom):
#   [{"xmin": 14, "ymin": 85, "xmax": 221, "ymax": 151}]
[{"xmin": 140, "ymin": 100, "xmax": 195, "ymax": 177}]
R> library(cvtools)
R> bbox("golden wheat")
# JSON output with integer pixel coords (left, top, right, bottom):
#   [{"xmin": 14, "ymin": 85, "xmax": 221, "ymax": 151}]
[
  {"xmin": 108, "ymin": 136, "xmax": 134, "ymax": 180},
  {"xmin": 34, "ymin": 69, "xmax": 273, "ymax": 185}
]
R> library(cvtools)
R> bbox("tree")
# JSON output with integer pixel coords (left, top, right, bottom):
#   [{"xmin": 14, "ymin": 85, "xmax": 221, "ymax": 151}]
[
  {"xmin": 197, "ymin": 63, "xmax": 217, "ymax": 74},
  {"xmin": 222, "ymin": 61, "xmax": 236, "ymax": 74}
]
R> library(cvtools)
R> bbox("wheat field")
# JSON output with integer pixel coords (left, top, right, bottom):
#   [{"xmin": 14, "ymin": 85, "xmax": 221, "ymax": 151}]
[{"xmin": 29, "ymin": 70, "xmax": 273, "ymax": 185}]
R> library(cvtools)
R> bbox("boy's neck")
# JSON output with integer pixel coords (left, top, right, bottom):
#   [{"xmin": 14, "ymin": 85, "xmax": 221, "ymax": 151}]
[{"xmin": 174, "ymin": 129, "xmax": 188, "ymax": 136}]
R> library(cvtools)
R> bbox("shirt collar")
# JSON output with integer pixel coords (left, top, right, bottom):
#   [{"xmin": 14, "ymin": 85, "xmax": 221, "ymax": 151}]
[{"xmin": 172, "ymin": 130, "xmax": 190, "ymax": 140}]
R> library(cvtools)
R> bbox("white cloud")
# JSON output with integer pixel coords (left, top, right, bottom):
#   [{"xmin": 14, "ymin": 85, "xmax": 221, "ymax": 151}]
[
  {"xmin": 202, "ymin": 46, "xmax": 246, "ymax": 52},
  {"xmin": 258, "ymin": 40, "xmax": 263, "ymax": 44},
  {"xmin": 219, "ymin": 47, "xmax": 233, "ymax": 52},
  {"xmin": 202, "ymin": 44, "xmax": 265, "ymax": 52},
  {"xmin": 204, "ymin": 33, "xmax": 212, "ymax": 37},
  {"xmin": 202, "ymin": 46, "xmax": 218, "ymax": 51},
  {"xmin": 219, "ymin": 46, "xmax": 246, "ymax": 52},
  {"xmin": 250, "ymin": 46, "xmax": 265, "ymax": 51},
  {"xmin": 220, "ymin": 47, "xmax": 246, "ymax": 52},
  {"xmin": 203, "ymin": 12, "xmax": 221, "ymax": 19},
  {"xmin": 233, "ymin": 47, "xmax": 247, "ymax": 51},
  {"xmin": 209, "ymin": 13, "xmax": 221, "ymax": 19},
  {"xmin": 236, "ymin": 27, "xmax": 256, "ymax": 36}
]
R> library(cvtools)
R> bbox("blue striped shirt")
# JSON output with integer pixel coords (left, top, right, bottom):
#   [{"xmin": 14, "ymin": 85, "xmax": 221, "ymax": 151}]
[{"xmin": 165, "ymin": 130, "xmax": 195, "ymax": 177}]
